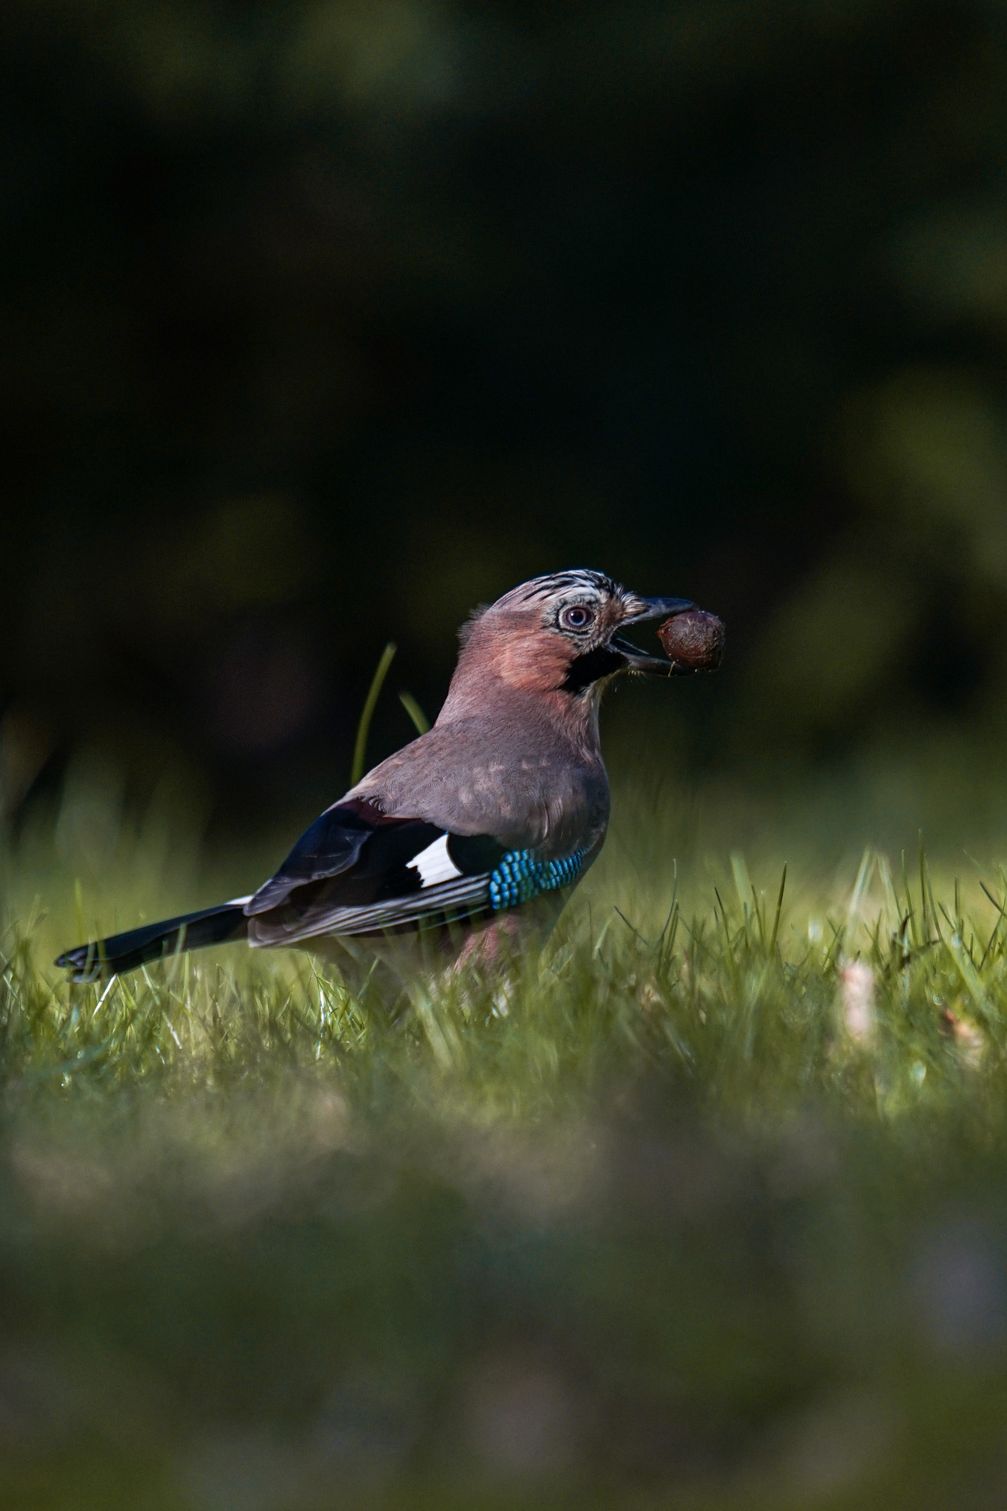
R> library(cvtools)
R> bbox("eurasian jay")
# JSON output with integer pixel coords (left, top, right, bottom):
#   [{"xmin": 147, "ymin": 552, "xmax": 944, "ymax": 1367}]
[{"xmin": 56, "ymin": 569, "xmax": 703, "ymax": 984}]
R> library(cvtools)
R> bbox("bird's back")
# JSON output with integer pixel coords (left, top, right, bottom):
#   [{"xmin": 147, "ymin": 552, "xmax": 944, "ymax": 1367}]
[{"xmin": 346, "ymin": 704, "xmax": 611, "ymax": 859}]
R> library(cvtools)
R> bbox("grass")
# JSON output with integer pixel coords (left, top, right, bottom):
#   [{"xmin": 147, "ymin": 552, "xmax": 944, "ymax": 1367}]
[{"xmin": 6, "ymin": 769, "xmax": 1007, "ymax": 1509}]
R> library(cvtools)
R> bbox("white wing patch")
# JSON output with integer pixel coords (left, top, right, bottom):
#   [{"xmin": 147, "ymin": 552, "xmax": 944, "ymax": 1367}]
[{"xmin": 411, "ymin": 833, "xmax": 463, "ymax": 888}]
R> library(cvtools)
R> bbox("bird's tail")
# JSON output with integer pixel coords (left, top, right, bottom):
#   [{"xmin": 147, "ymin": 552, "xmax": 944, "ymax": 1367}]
[{"xmin": 55, "ymin": 901, "xmax": 249, "ymax": 983}]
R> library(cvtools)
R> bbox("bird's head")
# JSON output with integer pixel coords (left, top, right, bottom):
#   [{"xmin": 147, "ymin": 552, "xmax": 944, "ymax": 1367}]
[{"xmin": 447, "ymin": 569, "xmax": 695, "ymax": 706}]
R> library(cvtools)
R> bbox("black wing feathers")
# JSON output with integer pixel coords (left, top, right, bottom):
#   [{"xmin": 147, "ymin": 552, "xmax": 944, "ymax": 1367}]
[
  {"xmin": 245, "ymin": 800, "xmax": 508, "ymax": 944},
  {"xmin": 243, "ymin": 809, "xmax": 368, "ymax": 914},
  {"xmin": 247, "ymin": 800, "xmax": 437, "ymax": 915},
  {"xmin": 56, "ymin": 804, "xmax": 525, "ymax": 977}
]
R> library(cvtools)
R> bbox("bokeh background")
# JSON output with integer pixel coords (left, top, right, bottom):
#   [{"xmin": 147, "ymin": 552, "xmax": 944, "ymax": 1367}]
[
  {"xmin": 5, "ymin": 0, "xmax": 1007, "ymax": 853},
  {"xmin": 7, "ymin": 9, "xmax": 1007, "ymax": 1509}
]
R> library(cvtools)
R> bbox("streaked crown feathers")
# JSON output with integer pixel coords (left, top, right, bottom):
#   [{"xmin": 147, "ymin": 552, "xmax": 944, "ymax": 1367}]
[{"xmin": 460, "ymin": 568, "xmax": 630, "ymax": 645}]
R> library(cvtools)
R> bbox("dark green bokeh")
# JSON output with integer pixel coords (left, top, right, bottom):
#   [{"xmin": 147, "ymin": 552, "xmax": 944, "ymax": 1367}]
[
  {"xmin": 4, "ymin": 0, "xmax": 1007, "ymax": 839},
  {"xmin": 5, "ymin": 11, "xmax": 1007, "ymax": 1504}
]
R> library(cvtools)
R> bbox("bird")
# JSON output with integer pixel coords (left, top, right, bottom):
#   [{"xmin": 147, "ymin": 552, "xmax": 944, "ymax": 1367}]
[{"xmin": 55, "ymin": 569, "xmax": 704, "ymax": 986}]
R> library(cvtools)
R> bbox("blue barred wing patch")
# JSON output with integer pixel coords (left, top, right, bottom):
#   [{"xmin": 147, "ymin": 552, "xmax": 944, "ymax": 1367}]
[{"xmin": 488, "ymin": 849, "xmax": 586, "ymax": 911}]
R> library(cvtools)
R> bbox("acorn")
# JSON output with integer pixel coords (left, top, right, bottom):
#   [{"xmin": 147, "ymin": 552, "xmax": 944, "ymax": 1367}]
[{"xmin": 657, "ymin": 608, "xmax": 725, "ymax": 672}]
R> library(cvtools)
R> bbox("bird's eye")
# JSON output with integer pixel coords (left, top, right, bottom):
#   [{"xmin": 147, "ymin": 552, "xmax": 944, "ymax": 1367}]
[{"xmin": 559, "ymin": 604, "xmax": 595, "ymax": 632}]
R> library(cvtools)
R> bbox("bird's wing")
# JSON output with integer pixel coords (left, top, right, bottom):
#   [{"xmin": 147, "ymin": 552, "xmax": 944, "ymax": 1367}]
[
  {"xmin": 244, "ymin": 798, "xmax": 585, "ymax": 946},
  {"xmin": 244, "ymin": 799, "xmax": 423, "ymax": 914}
]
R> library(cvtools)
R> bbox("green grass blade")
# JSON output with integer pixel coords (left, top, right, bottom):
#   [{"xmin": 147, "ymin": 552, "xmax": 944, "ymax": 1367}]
[
  {"xmin": 350, "ymin": 641, "xmax": 397, "ymax": 786},
  {"xmin": 398, "ymin": 690, "xmax": 431, "ymax": 736}
]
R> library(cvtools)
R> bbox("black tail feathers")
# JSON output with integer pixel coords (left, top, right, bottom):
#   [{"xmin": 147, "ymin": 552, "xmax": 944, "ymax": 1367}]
[{"xmin": 55, "ymin": 902, "xmax": 248, "ymax": 983}]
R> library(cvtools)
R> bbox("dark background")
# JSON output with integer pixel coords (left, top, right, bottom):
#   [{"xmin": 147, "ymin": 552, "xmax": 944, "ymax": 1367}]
[{"xmin": 4, "ymin": 0, "xmax": 1007, "ymax": 838}]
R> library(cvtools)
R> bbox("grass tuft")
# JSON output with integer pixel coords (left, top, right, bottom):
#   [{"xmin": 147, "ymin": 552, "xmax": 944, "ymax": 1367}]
[{"xmin": 5, "ymin": 787, "xmax": 1007, "ymax": 1506}]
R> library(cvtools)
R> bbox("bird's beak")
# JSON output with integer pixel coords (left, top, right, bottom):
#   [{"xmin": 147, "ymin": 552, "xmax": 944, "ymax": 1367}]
[
  {"xmin": 621, "ymin": 595, "xmax": 695, "ymax": 625},
  {"xmin": 612, "ymin": 595, "xmax": 694, "ymax": 676}
]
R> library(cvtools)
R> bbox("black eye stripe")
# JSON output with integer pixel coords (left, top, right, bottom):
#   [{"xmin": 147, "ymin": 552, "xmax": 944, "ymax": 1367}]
[{"xmin": 560, "ymin": 645, "xmax": 626, "ymax": 693}]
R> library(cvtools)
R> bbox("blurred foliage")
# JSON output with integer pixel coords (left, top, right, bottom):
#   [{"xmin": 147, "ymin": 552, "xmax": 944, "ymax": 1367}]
[
  {"xmin": 3, "ymin": 0, "xmax": 1007, "ymax": 834},
  {"xmin": 8, "ymin": 9, "xmax": 1007, "ymax": 1497}
]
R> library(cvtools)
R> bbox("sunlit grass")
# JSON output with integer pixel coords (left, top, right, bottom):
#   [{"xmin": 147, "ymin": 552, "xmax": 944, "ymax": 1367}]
[
  {"xmin": 5, "ymin": 780, "xmax": 1007, "ymax": 1508},
  {"xmin": 9, "ymin": 792, "xmax": 1007, "ymax": 1123}
]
